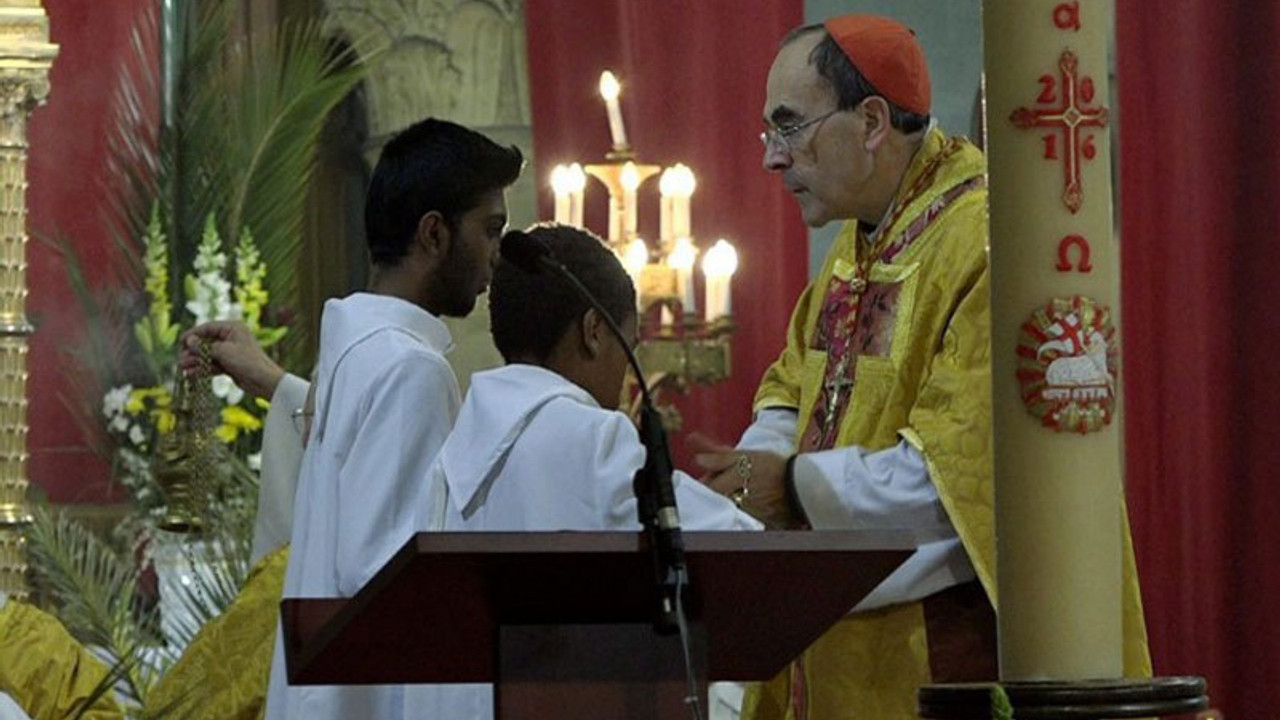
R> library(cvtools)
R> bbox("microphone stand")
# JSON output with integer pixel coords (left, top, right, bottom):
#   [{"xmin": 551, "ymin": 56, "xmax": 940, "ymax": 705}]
[{"xmin": 537, "ymin": 258, "xmax": 687, "ymax": 635}]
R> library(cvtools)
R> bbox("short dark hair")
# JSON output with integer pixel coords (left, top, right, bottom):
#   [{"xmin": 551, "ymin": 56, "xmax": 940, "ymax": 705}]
[
  {"xmin": 489, "ymin": 223, "xmax": 636, "ymax": 363},
  {"xmin": 364, "ymin": 118, "xmax": 523, "ymax": 266},
  {"xmin": 784, "ymin": 24, "xmax": 930, "ymax": 134}
]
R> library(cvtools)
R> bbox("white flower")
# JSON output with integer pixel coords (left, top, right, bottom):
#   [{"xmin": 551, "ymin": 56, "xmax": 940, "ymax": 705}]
[
  {"xmin": 110, "ymin": 414, "xmax": 130, "ymax": 433},
  {"xmin": 103, "ymin": 384, "xmax": 133, "ymax": 419},
  {"xmin": 248, "ymin": 452, "xmax": 262, "ymax": 472},
  {"xmin": 128, "ymin": 424, "xmax": 146, "ymax": 447},
  {"xmin": 211, "ymin": 374, "xmax": 245, "ymax": 405},
  {"xmin": 186, "ymin": 268, "xmax": 240, "ymax": 325}
]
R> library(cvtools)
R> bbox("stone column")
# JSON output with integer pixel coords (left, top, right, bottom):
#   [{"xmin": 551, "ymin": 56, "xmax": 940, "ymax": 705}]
[{"xmin": 0, "ymin": 0, "xmax": 55, "ymax": 601}]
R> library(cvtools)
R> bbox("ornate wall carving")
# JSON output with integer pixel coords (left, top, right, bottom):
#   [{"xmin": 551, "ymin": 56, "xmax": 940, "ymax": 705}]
[{"xmin": 323, "ymin": 0, "xmax": 530, "ymax": 144}]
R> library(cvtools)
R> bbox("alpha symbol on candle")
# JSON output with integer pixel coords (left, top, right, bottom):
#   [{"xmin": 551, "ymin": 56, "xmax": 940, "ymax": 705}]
[
  {"xmin": 1055, "ymin": 234, "xmax": 1093, "ymax": 273},
  {"xmin": 1053, "ymin": 2, "xmax": 1081, "ymax": 32},
  {"xmin": 1016, "ymin": 296, "xmax": 1117, "ymax": 434},
  {"xmin": 1010, "ymin": 49, "xmax": 1108, "ymax": 214}
]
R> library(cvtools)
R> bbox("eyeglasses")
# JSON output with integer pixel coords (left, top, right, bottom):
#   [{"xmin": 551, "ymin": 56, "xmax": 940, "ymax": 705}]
[{"xmin": 760, "ymin": 108, "xmax": 841, "ymax": 154}]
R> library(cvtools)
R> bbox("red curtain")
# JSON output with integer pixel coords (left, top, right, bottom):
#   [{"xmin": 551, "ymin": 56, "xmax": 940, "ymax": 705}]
[
  {"xmin": 524, "ymin": 0, "xmax": 807, "ymax": 466},
  {"xmin": 1117, "ymin": 2, "xmax": 1280, "ymax": 717},
  {"xmin": 27, "ymin": 0, "xmax": 151, "ymax": 502}
]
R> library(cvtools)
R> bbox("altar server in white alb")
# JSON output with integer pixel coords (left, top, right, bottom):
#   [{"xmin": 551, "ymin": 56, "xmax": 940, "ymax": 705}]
[
  {"xmin": 405, "ymin": 224, "xmax": 760, "ymax": 720},
  {"xmin": 427, "ymin": 223, "xmax": 760, "ymax": 533},
  {"xmin": 263, "ymin": 117, "xmax": 523, "ymax": 720}
]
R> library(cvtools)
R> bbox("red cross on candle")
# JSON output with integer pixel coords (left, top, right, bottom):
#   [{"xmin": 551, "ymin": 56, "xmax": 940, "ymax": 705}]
[{"xmin": 1010, "ymin": 49, "xmax": 1109, "ymax": 214}]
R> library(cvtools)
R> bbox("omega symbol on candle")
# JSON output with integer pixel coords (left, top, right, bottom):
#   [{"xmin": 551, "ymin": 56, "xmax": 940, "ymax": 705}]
[
  {"xmin": 1055, "ymin": 234, "xmax": 1092, "ymax": 273},
  {"xmin": 1016, "ymin": 296, "xmax": 1117, "ymax": 434}
]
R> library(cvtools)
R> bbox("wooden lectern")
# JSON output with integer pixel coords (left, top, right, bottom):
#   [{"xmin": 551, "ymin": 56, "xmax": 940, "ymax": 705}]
[{"xmin": 281, "ymin": 530, "xmax": 916, "ymax": 720}]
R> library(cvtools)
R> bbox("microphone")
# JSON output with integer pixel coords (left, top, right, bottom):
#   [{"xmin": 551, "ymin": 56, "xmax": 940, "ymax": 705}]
[
  {"xmin": 500, "ymin": 230, "xmax": 687, "ymax": 633},
  {"xmin": 498, "ymin": 229, "xmax": 552, "ymax": 273}
]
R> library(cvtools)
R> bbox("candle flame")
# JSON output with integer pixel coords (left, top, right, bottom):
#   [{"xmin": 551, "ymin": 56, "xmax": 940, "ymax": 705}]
[
  {"xmin": 599, "ymin": 71, "xmax": 621, "ymax": 101},
  {"xmin": 621, "ymin": 161, "xmax": 640, "ymax": 191},
  {"xmin": 622, "ymin": 238, "xmax": 650, "ymax": 273},
  {"xmin": 566, "ymin": 163, "xmax": 586, "ymax": 192},
  {"xmin": 668, "ymin": 237, "xmax": 697, "ymax": 271},
  {"xmin": 660, "ymin": 164, "xmax": 696, "ymax": 197},
  {"xmin": 550, "ymin": 164, "xmax": 572, "ymax": 194},
  {"xmin": 702, "ymin": 239, "xmax": 738, "ymax": 277}
]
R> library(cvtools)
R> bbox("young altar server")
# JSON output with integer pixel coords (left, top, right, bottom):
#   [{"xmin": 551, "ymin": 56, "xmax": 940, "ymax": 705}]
[{"xmin": 405, "ymin": 223, "xmax": 760, "ymax": 720}]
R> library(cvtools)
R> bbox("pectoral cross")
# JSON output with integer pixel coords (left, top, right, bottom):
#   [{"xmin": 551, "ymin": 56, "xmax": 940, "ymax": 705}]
[{"xmin": 821, "ymin": 355, "xmax": 856, "ymax": 438}]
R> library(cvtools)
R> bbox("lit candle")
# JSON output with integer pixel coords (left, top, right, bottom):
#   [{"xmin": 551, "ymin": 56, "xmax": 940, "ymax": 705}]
[
  {"xmin": 621, "ymin": 161, "xmax": 640, "ymax": 241},
  {"xmin": 670, "ymin": 164, "xmax": 696, "ymax": 239},
  {"xmin": 550, "ymin": 164, "xmax": 571, "ymax": 224},
  {"xmin": 599, "ymin": 71, "xmax": 629, "ymax": 150},
  {"xmin": 668, "ymin": 236, "xmax": 698, "ymax": 316},
  {"xmin": 567, "ymin": 163, "xmax": 586, "ymax": 227},
  {"xmin": 622, "ymin": 238, "xmax": 649, "ymax": 311},
  {"xmin": 701, "ymin": 239, "xmax": 737, "ymax": 321},
  {"xmin": 659, "ymin": 167, "xmax": 677, "ymax": 243}
]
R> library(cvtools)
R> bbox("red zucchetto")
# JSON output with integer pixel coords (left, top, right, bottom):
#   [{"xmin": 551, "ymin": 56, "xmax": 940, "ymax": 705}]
[{"xmin": 823, "ymin": 14, "xmax": 931, "ymax": 116}]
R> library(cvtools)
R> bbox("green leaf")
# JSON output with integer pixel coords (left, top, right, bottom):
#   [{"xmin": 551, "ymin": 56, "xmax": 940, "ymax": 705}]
[
  {"xmin": 135, "ymin": 319, "xmax": 154, "ymax": 356},
  {"xmin": 991, "ymin": 684, "xmax": 1015, "ymax": 720},
  {"xmin": 256, "ymin": 325, "xmax": 288, "ymax": 349}
]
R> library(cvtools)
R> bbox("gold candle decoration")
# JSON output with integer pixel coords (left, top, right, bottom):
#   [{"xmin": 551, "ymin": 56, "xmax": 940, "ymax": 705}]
[
  {"xmin": 701, "ymin": 239, "xmax": 736, "ymax": 321},
  {"xmin": 598, "ymin": 70, "xmax": 629, "ymax": 151},
  {"xmin": 985, "ymin": 0, "xmax": 1123, "ymax": 680},
  {"xmin": 584, "ymin": 159, "xmax": 659, "ymax": 245},
  {"xmin": 0, "ymin": 0, "xmax": 56, "ymax": 600},
  {"xmin": 621, "ymin": 161, "xmax": 639, "ymax": 241}
]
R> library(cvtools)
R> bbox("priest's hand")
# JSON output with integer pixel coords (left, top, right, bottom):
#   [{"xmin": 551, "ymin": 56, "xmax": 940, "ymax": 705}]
[
  {"xmin": 691, "ymin": 434, "xmax": 792, "ymax": 528},
  {"xmin": 180, "ymin": 321, "xmax": 285, "ymax": 400}
]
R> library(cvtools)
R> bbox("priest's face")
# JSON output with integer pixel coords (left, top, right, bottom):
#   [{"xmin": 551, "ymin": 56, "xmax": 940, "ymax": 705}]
[
  {"xmin": 436, "ymin": 189, "xmax": 509, "ymax": 316},
  {"xmin": 762, "ymin": 33, "xmax": 869, "ymax": 227}
]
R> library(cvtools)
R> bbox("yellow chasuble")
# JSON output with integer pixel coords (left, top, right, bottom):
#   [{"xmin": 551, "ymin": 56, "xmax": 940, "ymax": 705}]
[
  {"xmin": 0, "ymin": 600, "xmax": 123, "ymax": 720},
  {"xmin": 744, "ymin": 128, "xmax": 1150, "ymax": 720},
  {"xmin": 147, "ymin": 546, "xmax": 289, "ymax": 720}
]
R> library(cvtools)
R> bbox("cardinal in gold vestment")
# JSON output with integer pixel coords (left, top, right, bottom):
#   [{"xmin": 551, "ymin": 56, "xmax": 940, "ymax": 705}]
[{"xmin": 695, "ymin": 15, "xmax": 1151, "ymax": 720}]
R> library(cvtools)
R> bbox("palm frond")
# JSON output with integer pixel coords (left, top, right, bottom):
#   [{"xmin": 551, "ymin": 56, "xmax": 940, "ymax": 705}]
[
  {"xmin": 217, "ymin": 21, "xmax": 364, "ymax": 368},
  {"xmin": 26, "ymin": 507, "xmax": 138, "ymax": 648},
  {"xmin": 101, "ymin": 1, "xmax": 365, "ymax": 373},
  {"xmin": 24, "ymin": 507, "xmax": 166, "ymax": 704},
  {"xmin": 36, "ymin": 234, "xmax": 135, "ymax": 462},
  {"xmin": 69, "ymin": 649, "xmax": 133, "ymax": 720}
]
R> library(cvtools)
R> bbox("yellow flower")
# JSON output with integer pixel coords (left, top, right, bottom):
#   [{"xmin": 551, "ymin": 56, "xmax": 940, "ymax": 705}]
[
  {"xmin": 154, "ymin": 409, "xmax": 176, "ymax": 435},
  {"xmin": 126, "ymin": 389, "xmax": 146, "ymax": 415},
  {"xmin": 128, "ymin": 386, "xmax": 172, "ymax": 415},
  {"xmin": 216, "ymin": 424, "xmax": 238, "ymax": 444},
  {"xmin": 222, "ymin": 405, "xmax": 263, "ymax": 432}
]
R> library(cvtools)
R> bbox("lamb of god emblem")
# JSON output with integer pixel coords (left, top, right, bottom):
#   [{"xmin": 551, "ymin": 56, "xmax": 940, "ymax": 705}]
[{"xmin": 1016, "ymin": 296, "xmax": 1117, "ymax": 434}]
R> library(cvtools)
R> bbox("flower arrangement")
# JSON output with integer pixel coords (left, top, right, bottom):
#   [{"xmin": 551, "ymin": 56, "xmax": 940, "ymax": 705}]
[
  {"xmin": 20, "ymin": 0, "xmax": 366, "ymax": 713},
  {"xmin": 100, "ymin": 208, "xmax": 282, "ymax": 521}
]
